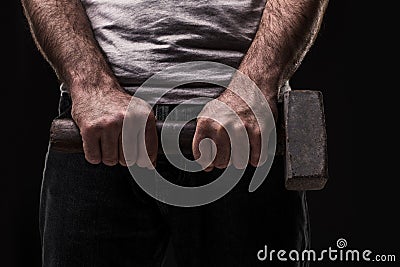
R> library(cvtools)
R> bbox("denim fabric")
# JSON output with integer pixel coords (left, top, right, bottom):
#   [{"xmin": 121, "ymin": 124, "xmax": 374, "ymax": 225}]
[{"xmin": 40, "ymin": 93, "xmax": 310, "ymax": 266}]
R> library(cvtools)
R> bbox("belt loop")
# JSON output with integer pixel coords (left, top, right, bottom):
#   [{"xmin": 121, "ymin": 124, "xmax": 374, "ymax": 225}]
[
  {"xmin": 278, "ymin": 81, "xmax": 292, "ymax": 103},
  {"xmin": 154, "ymin": 105, "xmax": 172, "ymax": 121}
]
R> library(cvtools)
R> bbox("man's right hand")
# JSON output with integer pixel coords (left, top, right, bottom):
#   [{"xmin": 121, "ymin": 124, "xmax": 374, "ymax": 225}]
[{"xmin": 70, "ymin": 80, "xmax": 157, "ymax": 168}]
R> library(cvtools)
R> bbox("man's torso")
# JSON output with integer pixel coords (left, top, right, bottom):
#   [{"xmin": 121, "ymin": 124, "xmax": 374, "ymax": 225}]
[{"xmin": 81, "ymin": 0, "xmax": 266, "ymax": 103}]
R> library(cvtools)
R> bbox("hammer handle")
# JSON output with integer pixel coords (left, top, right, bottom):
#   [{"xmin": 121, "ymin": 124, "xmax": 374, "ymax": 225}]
[{"xmin": 50, "ymin": 119, "xmax": 283, "ymax": 155}]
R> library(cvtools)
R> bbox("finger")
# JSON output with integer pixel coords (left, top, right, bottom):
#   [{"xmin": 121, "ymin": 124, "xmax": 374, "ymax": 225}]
[
  {"xmin": 136, "ymin": 129, "xmax": 149, "ymax": 168},
  {"xmin": 81, "ymin": 129, "xmax": 101, "ymax": 164},
  {"xmin": 231, "ymin": 124, "xmax": 249, "ymax": 169},
  {"xmin": 193, "ymin": 125, "xmax": 215, "ymax": 171},
  {"xmin": 248, "ymin": 126, "xmax": 262, "ymax": 167},
  {"xmin": 204, "ymin": 166, "xmax": 214, "ymax": 172},
  {"xmin": 146, "ymin": 118, "xmax": 158, "ymax": 168},
  {"xmin": 198, "ymin": 137, "xmax": 215, "ymax": 171},
  {"xmin": 118, "ymin": 134, "xmax": 126, "ymax": 166},
  {"xmin": 258, "ymin": 129, "xmax": 270, "ymax": 167},
  {"xmin": 203, "ymin": 138, "xmax": 215, "ymax": 172},
  {"xmin": 100, "ymin": 129, "xmax": 120, "ymax": 166},
  {"xmin": 122, "ymin": 130, "xmax": 138, "ymax": 167},
  {"xmin": 192, "ymin": 127, "xmax": 203, "ymax": 161},
  {"xmin": 122, "ymin": 112, "xmax": 141, "ymax": 167},
  {"xmin": 136, "ymin": 120, "xmax": 157, "ymax": 169},
  {"xmin": 213, "ymin": 126, "xmax": 230, "ymax": 169}
]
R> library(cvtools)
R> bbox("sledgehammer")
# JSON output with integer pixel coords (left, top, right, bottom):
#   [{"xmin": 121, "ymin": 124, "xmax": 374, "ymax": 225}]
[{"xmin": 49, "ymin": 90, "xmax": 328, "ymax": 191}]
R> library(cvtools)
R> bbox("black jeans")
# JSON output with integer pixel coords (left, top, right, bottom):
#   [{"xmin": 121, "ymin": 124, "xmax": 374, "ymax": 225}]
[{"xmin": 40, "ymin": 93, "xmax": 310, "ymax": 267}]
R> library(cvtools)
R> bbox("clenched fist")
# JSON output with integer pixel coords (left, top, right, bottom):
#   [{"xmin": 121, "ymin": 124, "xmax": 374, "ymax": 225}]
[
  {"xmin": 70, "ymin": 80, "xmax": 157, "ymax": 168},
  {"xmin": 193, "ymin": 89, "xmax": 277, "ymax": 171}
]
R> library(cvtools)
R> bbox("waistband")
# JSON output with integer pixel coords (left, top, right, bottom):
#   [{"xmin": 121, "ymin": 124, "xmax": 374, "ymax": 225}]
[
  {"xmin": 57, "ymin": 91, "xmax": 203, "ymax": 122},
  {"xmin": 58, "ymin": 81, "xmax": 291, "ymax": 120}
]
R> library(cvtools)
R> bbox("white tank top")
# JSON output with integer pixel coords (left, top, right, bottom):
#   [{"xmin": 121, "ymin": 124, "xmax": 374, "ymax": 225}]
[{"xmin": 81, "ymin": 0, "xmax": 266, "ymax": 103}]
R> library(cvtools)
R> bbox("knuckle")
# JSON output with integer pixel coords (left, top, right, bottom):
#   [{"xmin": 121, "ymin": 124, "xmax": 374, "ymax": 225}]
[
  {"xmin": 244, "ymin": 121, "xmax": 254, "ymax": 130},
  {"xmin": 80, "ymin": 128, "xmax": 91, "ymax": 139},
  {"xmin": 115, "ymin": 111, "xmax": 126, "ymax": 121},
  {"xmin": 129, "ymin": 110, "xmax": 154, "ymax": 125},
  {"xmin": 80, "ymin": 121, "xmax": 94, "ymax": 135},
  {"xmin": 81, "ymin": 121, "xmax": 102, "ymax": 135},
  {"xmin": 195, "ymin": 121, "xmax": 211, "ymax": 135},
  {"xmin": 244, "ymin": 122, "xmax": 261, "ymax": 136},
  {"xmin": 147, "ymin": 111, "xmax": 156, "ymax": 121},
  {"xmin": 137, "ymin": 104, "xmax": 153, "ymax": 116},
  {"xmin": 197, "ymin": 118, "xmax": 210, "ymax": 128},
  {"xmin": 100, "ymin": 117, "xmax": 118, "ymax": 128},
  {"xmin": 97, "ymin": 114, "xmax": 124, "ymax": 128}
]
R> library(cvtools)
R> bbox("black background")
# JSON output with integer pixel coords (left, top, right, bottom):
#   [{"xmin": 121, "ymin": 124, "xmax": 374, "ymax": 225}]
[{"xmin": 3, "ymin": 1, "xmax": 398, "ymax": 266}]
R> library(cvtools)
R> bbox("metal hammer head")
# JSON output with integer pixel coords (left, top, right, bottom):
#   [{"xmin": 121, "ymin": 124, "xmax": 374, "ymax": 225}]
[{"xmin": 281, "ymin": 90, "xmax": 328, "ymax": 190}]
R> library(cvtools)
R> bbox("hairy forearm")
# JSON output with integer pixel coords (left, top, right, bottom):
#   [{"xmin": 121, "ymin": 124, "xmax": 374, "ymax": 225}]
[
  {"xmin": 239, "ymin": 0, "xmax": 329, "ymax": 99},
  {"xmin": 21, "ymin": 0, "xmax": 117, "ymax": 94}
]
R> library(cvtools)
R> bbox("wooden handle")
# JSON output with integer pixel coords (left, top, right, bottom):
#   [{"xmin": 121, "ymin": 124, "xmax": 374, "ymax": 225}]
[
  {"xmin": 50, "ymin": 119, "xmax": 198, "ymax": 155},
  {"xmin": 50, "ymin": 118, "xmax": 285, "ymax": 155}
]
